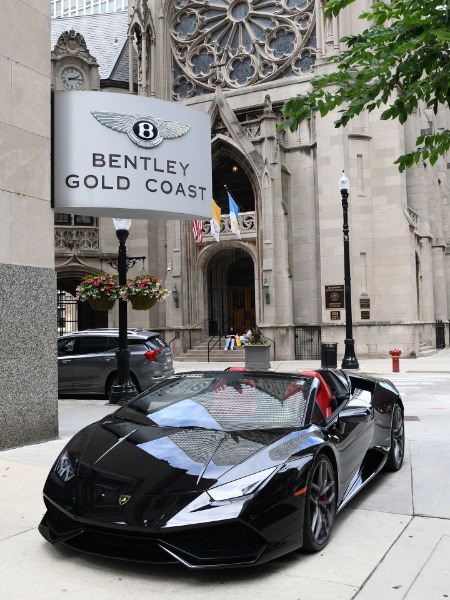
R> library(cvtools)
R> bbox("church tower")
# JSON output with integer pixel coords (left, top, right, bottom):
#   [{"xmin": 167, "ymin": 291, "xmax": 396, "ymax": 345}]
[{"xmin": 124, "ymin": 0, "xmax": 448, "ymax": 360}]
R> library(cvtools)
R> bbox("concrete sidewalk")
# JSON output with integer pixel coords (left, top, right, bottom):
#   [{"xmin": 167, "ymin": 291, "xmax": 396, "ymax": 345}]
[
  {"xmin": 174, "ymin": 346, "xmax": 450, "ymax": 375},
  {"xmin": 1, "ymin": 349, "xmax": 449, "ymax": 599}
]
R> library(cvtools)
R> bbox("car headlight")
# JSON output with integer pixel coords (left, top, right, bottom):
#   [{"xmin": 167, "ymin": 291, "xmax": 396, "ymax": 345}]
[
  {"xmin": 55, "ymin": 449, "xmax": 76, "ymax": 482},
  {"xmin": 207, "ymin": 467, "xmax": 277, "ymax": 501}
]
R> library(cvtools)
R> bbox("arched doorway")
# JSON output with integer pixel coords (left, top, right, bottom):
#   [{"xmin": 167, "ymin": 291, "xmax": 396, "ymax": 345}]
[
  {"xmin": 57, "ymin": 274, "xmax": 108, "ymax": 335},
  {"xmin": 212, "ymin": 155, "xmax": 255, "ymax": 213},
  {"xmin": 207, "ymin": 248, "xmax": 255, "ymax": 335}
]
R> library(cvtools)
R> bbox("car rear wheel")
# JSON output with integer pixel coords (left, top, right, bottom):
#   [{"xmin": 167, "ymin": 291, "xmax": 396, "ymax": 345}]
[
  {"xmin": 384, "ymin": 403, "xmax": 405, "ymax": 471},
  {"xmin": 302, "ymin": 454, "xmax": 336, "ymax": 552}
]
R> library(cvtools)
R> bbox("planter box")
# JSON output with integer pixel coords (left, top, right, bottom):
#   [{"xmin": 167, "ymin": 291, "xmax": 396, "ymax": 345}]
[{"xmin": 244, "ymin": 345, "xmax": 271, "ymax": 370}]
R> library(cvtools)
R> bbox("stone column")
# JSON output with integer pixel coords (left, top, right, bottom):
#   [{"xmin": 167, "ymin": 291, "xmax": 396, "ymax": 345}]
[{"xmin": 0, "ymin": 2, "xmax": 58, "ymax": 449}]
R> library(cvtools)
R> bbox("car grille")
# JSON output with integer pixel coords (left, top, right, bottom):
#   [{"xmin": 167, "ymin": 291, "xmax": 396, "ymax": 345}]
[
  {"xmin": 163, "ymin": 522, "xmax": 264, "ymax": 551},
  {"xmin": 46, "ymin": 503, "xmax": 266, "ymax": 565}
]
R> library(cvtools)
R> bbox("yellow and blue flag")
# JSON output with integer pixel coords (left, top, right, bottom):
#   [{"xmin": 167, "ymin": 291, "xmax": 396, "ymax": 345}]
[
  {"xmin": 228, "ymin": 192, "xmax": 241, "ymax": 239},
  {"xmin": 210, "ymin": 199, "xmax": 221, "ymax": 242}
]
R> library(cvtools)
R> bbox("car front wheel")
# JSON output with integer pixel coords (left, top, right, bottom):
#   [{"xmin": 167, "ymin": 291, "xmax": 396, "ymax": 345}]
[{"xmin": 302, "ymin": 454, "xmax": 336, "ymax": 552}]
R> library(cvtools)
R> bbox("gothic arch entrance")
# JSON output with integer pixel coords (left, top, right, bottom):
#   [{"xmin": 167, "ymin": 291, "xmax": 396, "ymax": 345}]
[
  {"xmin": 57, "ymin": 272, "xmax": 107, "ymax": 335},
  {"xmin": 207, "ymin": 248, "xmax": 255, "ymax": 335}
]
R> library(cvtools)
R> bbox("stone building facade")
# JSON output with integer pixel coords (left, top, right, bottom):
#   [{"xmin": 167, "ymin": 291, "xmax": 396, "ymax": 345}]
[
  {"xmin": 0, "ymin": 1, "xmax": 57, "ymax": 449},
  {"xmin": 51, "ymin": 0, "xmax": 450, "ymax": 363}
]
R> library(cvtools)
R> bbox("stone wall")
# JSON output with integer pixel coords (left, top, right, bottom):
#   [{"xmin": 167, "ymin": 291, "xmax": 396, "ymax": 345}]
[
  {"xmin": 0, "ymin": 1, "xmax": 57, "ymax": 449},
  {"xmin": 0, "ymin": 264, "xmax": 58, "ymax": 449}
]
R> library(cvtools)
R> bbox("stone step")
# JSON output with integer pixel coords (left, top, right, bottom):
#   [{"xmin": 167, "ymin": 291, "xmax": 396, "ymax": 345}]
[
  {"xmin": 418, "ymin": 347, "xmax": 438, "ymax": 357},
  {"xmin": 176, "ymin": 347, "xmax": 245, "ymax": 362},
  {"xmin": 175, "ymin": 337, "xmax": 249, "ymax": 362},
  {"xmin": 176, "ymin": 356, "xmax": 245, "ymax": 363}
]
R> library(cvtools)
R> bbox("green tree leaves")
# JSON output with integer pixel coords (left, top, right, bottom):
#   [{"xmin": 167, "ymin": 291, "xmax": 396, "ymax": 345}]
[{"xmin": 279, "ymin": 0, "xmax": 450, "ymax": 171}]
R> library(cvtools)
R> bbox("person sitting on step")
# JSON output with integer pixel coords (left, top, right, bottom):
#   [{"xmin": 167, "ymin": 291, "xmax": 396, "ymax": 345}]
[
  {"xmin": 224, "ymin": 326, "xmax": 236, "ymax": 350},
  {"xmin": 240, "ymin": 327, "xmax": 252, "ymax": 345}
]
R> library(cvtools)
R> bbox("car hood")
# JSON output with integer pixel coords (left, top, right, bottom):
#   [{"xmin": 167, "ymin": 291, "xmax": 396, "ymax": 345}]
[{"xmin": 76, "ymin": 416, "xmax": 291, "ymax": 495}]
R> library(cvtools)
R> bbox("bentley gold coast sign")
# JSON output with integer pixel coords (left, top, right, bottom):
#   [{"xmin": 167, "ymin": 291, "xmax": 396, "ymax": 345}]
[{"xmin": 52, "ymin": 91, "xmax": 212, "ymax": 219}]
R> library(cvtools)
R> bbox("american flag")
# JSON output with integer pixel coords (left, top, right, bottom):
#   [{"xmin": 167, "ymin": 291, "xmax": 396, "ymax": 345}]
[{"xmin": 192, "ymin": 220, "xmax": 204, "ymax": 243}]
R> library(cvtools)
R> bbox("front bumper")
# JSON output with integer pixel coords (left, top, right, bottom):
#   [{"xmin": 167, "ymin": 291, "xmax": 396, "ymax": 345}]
[{"xmin": 39, "ymin": 498, "xmax": 302, "ymax": 569}]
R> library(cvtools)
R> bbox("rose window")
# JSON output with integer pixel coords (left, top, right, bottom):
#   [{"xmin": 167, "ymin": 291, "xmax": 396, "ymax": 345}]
[{"xmin": 170, "ymin": 0, "xmax": 316, "ymax": 99}]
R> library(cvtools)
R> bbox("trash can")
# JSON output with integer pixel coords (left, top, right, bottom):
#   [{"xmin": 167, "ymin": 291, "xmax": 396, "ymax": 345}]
[{"xmin": 321, "ymin": 343, "xmax": 338, "ymax": 368}]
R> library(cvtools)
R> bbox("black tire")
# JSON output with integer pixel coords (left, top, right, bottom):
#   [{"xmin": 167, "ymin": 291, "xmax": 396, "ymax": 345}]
[
  {"xmin": 105, "ymin": 373, "xmax": 117, "ymax": 397},
  {"xmin": 302, "ymin": 454, "xmax": 337, "ymax": 552},
  {"xmin": 131, "ymin": 373, "xmax": 141, "ymax": 394},
  {"xmin": 384, "ymin": 403, "xmax": 405, "ymax": 471}
]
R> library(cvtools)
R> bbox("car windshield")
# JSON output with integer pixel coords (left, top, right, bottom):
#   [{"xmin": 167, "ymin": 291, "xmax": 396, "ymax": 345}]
[{"xmin": 116, "ymin": 373, "xmax": 314, "ymax": 431}]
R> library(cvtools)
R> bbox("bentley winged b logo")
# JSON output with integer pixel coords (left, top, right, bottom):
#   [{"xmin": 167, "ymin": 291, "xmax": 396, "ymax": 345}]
[{"xmin": 91, "ymin": 111, "xmax": 190, "ymax": 149}]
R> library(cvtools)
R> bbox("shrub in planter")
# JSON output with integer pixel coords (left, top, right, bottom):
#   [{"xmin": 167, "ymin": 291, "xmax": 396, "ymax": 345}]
[
  {"xmin": 248, "ymin": 327, "xmax": 269, "ymax": 346},
  {"xmin": 245, "ymin": 328, "xmax": 270, "ymax": 369}
]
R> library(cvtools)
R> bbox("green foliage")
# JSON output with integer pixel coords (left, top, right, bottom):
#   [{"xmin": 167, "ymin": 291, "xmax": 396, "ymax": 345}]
[
  {"xmin": 249, "ymin": 327, "xmax": 268, "ymax": 345},
  {"xmin": 279, "ymin": 0, "xmax": 450, "ymax": 171}
]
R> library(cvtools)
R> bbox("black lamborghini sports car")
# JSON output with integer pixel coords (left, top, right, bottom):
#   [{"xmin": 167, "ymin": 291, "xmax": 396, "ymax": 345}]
[{"xmin": 39, "ymin": 368, "xmax": 405, "ymax": 569}]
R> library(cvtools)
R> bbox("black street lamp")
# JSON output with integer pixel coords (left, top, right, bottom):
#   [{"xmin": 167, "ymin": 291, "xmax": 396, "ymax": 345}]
[
  {"xmin": 108, "ymin": 218, "xmax": 139, "ymax": 405},
  {"xmin": 339, "ymin": 172, "xmax": 359, "ymax": 370}
]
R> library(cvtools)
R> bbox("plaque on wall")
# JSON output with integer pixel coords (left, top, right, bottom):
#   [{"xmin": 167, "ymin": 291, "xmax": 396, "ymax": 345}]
[
  {"xmin": 361, "ymin": 311, "xmax": 370, "ymax": 320},
  {"xmin": 330, "ymin": 311, "xmax": 341, "ymax": 320},
  {"xmin": 360, "ymin": 298, "xmax": 370, "ymax": 309},
  {"xmin": 325, "ymin": 285, "xmax": 345, "ymax": 309}
]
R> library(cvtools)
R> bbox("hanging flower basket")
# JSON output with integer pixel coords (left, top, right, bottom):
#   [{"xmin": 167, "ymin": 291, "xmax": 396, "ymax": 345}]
[
  {"xmin": 129, "ymin": 295, "xmax": 158, "ymax": 311},
  {"xmin": 121, "ymin": 275, "xmax": 170, "ymax": 311},
  {"xmin": 75, "ymin": 272, "xmax": 120, "ymax": 311},
  {"xmin": 88, "ymin": 297, "xmax": 116, "ymax": 311}
]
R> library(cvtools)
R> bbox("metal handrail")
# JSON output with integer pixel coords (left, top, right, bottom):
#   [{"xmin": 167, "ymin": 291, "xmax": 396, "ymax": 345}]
[
  {"xmin": 167, "ymin": 318, "xmax": 210, "ymax": 348},
  {"xmin": 260, "ymin": 333, "xmax": 276, "ymax": 361},
  {"xmin": 207, "ymin": 319, "xmax": 232, "ymax": 362}
]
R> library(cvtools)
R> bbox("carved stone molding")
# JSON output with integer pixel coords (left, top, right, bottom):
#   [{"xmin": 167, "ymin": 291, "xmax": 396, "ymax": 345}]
[
  {"xmin": 55, "ymin": 227, "xmax": 99, "ymax": 252},
  {"xmin": 51, "ymin": 29, "xmax": 98, "ymax": 65},
  {"xmin": 200, "ymin": 210, "xmax": 256, "ymax": 242}
]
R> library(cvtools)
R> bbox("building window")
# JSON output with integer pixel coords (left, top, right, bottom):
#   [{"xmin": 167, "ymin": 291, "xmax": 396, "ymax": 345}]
[
  {"xmin": 54, "ymin": 213, "xmax": 96, "ymax": 227},
  {"xmin": 51, "ymin": 0, "xmax": 128, "ymax": 17},
  {"xmin": 54, "ymin": 213, "xmax": 71, "ymax": 225},
  {"xmin": 74, "ymin": 215, "xmax": 95, "ymax": 226}
]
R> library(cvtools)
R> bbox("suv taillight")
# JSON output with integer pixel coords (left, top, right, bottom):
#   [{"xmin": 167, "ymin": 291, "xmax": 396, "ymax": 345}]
[{"xmin": 145, "ymin": 349, "xmax": 162, "ymax": 361}]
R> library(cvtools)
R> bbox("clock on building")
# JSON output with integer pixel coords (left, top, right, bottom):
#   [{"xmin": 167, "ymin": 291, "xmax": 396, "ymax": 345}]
[{"xmin": 60, "ymin": 65, "xmax": 85, "ymax": 90}]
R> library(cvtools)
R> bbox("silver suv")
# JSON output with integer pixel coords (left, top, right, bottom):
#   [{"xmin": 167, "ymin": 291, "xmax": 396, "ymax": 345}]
[{"xmin": 57, "ymin": 328, "xmax": 174, "ymax": 396}]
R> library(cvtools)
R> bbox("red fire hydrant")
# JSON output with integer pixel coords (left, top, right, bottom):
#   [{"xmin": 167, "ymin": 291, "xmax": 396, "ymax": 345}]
[{"xmin": 389, "ymin": 349, "xmax": 401, "ymax": 372}]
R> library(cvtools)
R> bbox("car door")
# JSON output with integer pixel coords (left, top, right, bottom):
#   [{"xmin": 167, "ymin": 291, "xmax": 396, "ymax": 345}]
[
  {"xmin": 70, "ymin": 335, "xmax": 115, "ymax": 394},
  {"xmin": 331, "ymin": 389, "xmax": 375, "ymax": 494},
  {"xmin": 57, "ymin": 336, "xmax": 78, "ymax": 393}
]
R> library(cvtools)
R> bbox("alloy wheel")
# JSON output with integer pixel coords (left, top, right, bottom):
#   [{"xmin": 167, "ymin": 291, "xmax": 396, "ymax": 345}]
[{"xmin": 304, "ymin": 455, "xmax": 336, "ymax": 550}]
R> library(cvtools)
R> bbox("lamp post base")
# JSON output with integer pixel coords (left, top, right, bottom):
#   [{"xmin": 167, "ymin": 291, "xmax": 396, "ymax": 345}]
[
  {"xmin": 109, "ymin": 378, "xmax": 138, "ymax": 405},
  {"xmin": 341, "ymin": 338, "xmax": 360, "ymax": 370}
]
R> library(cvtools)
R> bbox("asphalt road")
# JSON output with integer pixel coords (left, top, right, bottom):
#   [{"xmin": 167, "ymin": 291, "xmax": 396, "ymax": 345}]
[{"xmin": 1, "ymin": 366, "xmax": 449, "ymax": 599}]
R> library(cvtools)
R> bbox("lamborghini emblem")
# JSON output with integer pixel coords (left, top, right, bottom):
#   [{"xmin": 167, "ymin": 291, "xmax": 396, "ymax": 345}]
[{"xmin": 119, "ymin": 494, "xmax": 131, "ymax": 506}]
